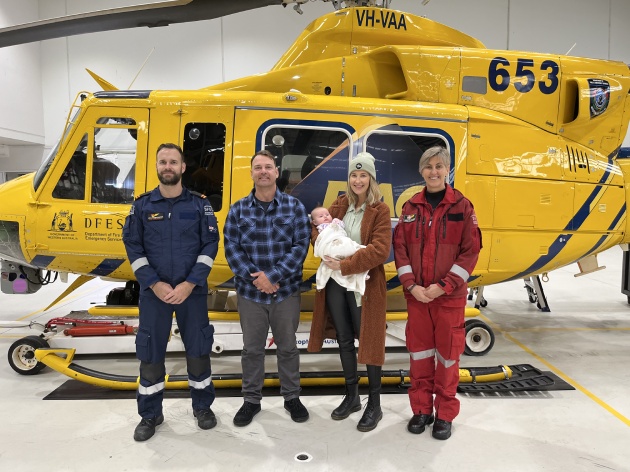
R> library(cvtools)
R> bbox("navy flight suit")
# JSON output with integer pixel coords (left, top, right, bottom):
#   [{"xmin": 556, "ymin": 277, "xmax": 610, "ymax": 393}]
[{"xmin": 123, "ymin": 186, "xmax": 219, "ymax": 420}]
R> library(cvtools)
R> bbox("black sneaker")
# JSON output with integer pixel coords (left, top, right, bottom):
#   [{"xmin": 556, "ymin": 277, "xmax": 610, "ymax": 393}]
[
  {"xmin": 284, "ymin": 398, "xmax": 309, "ymax": 423},
  {"xmin": 133, "ymin": 414, "xmax": 164, "ymax": 442},
  {"xmin": 432, "ymin": 418, "xmax": 452, "ymax": 440},
  {"xmin": 194, "ymin": 408, "xmax": 217, "ymax": 430},
  {"xmin": 233, "ymin": 401, "xmax": 261, "ymax": 427}
]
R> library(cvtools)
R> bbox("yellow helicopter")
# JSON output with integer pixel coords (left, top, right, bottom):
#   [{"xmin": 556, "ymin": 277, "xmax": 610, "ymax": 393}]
[{"xmin": 1, "ymin": 0, "xmax": 630, "ymax": 386}]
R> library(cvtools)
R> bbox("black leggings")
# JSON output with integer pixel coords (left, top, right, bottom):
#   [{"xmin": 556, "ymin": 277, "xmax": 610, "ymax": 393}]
[{"xmin": 326, "ymin": 279, "xmax": 362, "ymax": 384}]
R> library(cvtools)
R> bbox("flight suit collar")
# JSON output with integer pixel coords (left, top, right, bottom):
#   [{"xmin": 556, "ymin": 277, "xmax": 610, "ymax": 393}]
[{"xmin": 149, "ymin": 186, "xmax": 190, "ymax": 203}]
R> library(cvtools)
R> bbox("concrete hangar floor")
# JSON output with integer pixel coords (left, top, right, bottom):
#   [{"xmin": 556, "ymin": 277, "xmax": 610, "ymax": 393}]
[{"xmin": 0, "ymin": 247, "xmax": 629, "ymax": 472}]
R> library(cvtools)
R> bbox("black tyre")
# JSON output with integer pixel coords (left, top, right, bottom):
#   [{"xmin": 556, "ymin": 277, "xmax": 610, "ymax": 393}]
[
  {"xmin": 464, "ymin": 319, "xmax": 495, "ymax": 356},
  {"xmin": 8, "ymin": 336, "xmax": 49, "ymax": 375}
]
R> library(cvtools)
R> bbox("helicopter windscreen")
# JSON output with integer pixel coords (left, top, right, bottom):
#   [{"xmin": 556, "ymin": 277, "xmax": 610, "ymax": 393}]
[{"xmin": 33, "ymin": 108, "xmax": 82, "ymax": 191}]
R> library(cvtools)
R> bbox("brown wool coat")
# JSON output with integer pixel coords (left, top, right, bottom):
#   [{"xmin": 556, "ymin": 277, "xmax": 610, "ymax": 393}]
[{"xmin": 307, "ymin": 195, "xmax": 391, "ymax": 366}]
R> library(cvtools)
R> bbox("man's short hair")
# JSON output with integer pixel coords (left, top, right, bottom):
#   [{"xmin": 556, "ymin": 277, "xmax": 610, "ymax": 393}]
[
  {"xmin": 157, "ymin": 143, "xmax": 184, "ymax": 159},
  {"xmin": 251, "ymin": 149, "xmax": 276, "ymax": 166}
]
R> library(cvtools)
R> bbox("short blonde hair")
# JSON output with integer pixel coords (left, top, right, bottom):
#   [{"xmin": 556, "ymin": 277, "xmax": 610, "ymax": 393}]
[{"xmin": 419, "ymin": 146, "xmax": 449, "ymax": 170}]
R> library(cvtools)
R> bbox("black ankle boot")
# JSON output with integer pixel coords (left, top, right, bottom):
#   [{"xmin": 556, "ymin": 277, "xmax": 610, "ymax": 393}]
[
  {"xmin": 357, "ymin": 391, "xmax": 382, "ymax": 432},
  {"xmin": 331, "ymin": 383, "xmax": 361, "ymax": 420},
  {"xmin": 357, "ymin": 365, "xmax": 383, "ymax": 432}
]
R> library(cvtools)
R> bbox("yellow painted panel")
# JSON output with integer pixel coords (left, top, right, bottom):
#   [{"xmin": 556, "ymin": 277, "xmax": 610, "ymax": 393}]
[
  {"xmin": 494, "ymin": 178, "xmax": 573, "ymax": 231},
  {"xmin": 573, "ymin": 183, "xmax": 625, "ymax": 233}
]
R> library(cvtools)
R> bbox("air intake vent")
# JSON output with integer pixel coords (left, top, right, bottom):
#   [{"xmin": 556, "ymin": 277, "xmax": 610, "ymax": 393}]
[{"xmin": 566, "ymin": 145, "xmax": 590, "ymax": 173}]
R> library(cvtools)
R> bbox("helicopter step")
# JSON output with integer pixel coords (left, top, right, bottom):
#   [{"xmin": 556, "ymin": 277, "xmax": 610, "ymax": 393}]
[
  {"xmin": 468, "ymin": 275, "xmax": 550, "ymax": 312},
  {"xmin": 523, "ymin": 275, "xmax": 550, "ymax": 312}
]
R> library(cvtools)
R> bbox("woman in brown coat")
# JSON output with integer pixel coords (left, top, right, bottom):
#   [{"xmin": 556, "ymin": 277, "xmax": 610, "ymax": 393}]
[{"xmin": 308, "ymin": 152, "xmax": 391, "ymax": 432}]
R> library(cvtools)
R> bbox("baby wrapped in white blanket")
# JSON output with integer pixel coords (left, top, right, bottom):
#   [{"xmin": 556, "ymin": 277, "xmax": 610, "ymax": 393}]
[{"xmin": 312, "ymin": 207, "xmax": 369, "ymax": 295}]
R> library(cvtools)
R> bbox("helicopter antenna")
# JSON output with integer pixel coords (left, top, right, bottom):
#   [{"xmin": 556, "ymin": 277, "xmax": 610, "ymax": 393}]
[
  {"xmin": 565, "ymin": 43, "xmax": 577, "ymax": 55},
  {"xmin": 127, "ymin": 47, "xmax": 155, "ymax": 89}
]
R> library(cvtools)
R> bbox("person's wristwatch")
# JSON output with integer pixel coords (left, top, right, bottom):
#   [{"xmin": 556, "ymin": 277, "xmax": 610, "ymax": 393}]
[{"xmin": 406, "ymin": 284, "xmax": 417, "ymax": 292}]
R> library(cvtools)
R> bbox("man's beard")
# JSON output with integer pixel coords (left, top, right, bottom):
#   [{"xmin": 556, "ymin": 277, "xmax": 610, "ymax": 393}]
[{"xmin": 158, "ymin": 172, "xmax": 181, "ymax": 186}]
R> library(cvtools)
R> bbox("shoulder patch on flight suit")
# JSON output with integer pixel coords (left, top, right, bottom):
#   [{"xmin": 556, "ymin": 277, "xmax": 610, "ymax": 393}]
[
  {"xmin": 203, "ymin": 205, "xmax": 214, "ymax": 216},
  {"xmin": 403, "ymin": 214, "xmax": 416, "ymax": 223}
]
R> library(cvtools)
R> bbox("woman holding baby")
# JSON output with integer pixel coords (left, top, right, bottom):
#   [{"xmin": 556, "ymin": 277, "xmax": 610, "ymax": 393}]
[{"xmin": 307, "ymin": 152, "xmax": 391, "ymax": 432}]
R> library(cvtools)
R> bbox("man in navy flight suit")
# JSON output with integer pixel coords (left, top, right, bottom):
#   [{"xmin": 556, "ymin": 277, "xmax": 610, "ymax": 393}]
[{"xmin": 123, "ymin": 143, "xmax": 219, "ymax": 441}]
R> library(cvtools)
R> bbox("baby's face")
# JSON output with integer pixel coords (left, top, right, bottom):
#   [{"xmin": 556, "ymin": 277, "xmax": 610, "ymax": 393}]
[{"xmin": 312, "ymin": 208, "xmax": 332, "ymax": 225}]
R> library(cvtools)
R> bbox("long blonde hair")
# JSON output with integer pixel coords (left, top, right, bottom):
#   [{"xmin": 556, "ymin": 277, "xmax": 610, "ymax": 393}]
[{"xmin": 346, "ymin": 174, "xmax": 382, "ymax": 207}]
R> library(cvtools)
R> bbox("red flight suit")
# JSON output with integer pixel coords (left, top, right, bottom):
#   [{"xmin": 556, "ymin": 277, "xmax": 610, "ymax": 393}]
[{"xmin": 393, "ymin": 185, "xmax": 481, "ymax": 421}]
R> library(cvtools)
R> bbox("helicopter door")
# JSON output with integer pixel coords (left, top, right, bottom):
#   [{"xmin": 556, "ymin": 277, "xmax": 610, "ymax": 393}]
[
  {"xmin": 31, "ymin": 108, "xmax": 148, "ymax": 278},
  {"xmin": 175, "ymin": 106, "xmax": 232, "ymax": 273}
]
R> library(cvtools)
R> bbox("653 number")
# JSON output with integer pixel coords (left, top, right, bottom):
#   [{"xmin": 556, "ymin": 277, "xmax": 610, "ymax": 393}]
[{"xmin": 489, "ymin": 57, "xmax": 559, "ymax": 95}]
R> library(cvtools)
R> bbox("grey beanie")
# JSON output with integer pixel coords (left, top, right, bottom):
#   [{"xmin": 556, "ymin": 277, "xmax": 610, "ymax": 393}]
[{"xmin": 349, "ymin": 152, "xmax": 376, "ymax": 180}]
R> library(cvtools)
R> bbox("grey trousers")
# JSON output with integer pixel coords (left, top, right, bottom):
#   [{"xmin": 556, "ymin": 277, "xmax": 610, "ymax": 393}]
[{"xmin": 237, "ymin": 291, "xmax": 301, "ymax": 403}]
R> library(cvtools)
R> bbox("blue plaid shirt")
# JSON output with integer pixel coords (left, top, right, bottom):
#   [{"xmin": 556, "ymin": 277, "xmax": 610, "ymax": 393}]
[{"xmin": 223, "ymin": 188, "xmax": 310, "ymax": 304}]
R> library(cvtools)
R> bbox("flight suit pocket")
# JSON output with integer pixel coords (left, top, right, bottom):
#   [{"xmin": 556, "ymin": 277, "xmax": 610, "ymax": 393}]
[
  {"xmin": 144, "ymin": 212, "xmax": 167, "ymax": 241},
  {"xmin": 200, "ymin": 324, "xmax": 215, "ymax": 356},
  {"xmin": 449, "ymin": 327, "xmax": 465, "ymax": 360},
  {"xmin": 180, "ymin": 217, "xmax": 201, "ymax": 253},
  {"xmin": 135, "ymin": 327, "xmax": 151, "ymax": 362}
]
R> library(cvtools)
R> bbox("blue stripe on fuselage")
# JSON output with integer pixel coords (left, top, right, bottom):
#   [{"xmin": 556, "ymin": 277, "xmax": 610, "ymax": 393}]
[
  {"xmin": 30, "ymin": 255, "xmax": 55, "ymax": 268},
  {"xmin": 89, "ymin": 259, "xmax": 125, "ymax": 276}
]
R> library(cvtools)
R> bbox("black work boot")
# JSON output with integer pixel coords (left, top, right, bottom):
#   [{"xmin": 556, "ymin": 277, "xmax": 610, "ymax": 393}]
[
  {"xmin": 133, "ymin": 414, "xmax": 164, "ymax": 442},
  {"xmin": 194, "ymin": 408, "xmax": 217, "ymax": 430},
  {"xmin": 407, "ymin": 413, "xmax": 435, "ymax": 434},
  {"xmin": 432, "ymin": 418, "xmax": 452, "ymax": 440},
  {"xmin": 331, "ymin": 383, "xmax": 361, "ymax": 420}
]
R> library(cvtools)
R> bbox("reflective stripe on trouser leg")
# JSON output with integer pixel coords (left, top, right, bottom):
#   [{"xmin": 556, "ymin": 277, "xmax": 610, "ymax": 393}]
[
  {"xmin": 136, "ymin": 293, "xmax": 174, "ymax": 419},
  {"xmin": 432, "ymin": 304, "xmax": 466, "ymax": 422},
  {"xmin": 405, "ymin": 300, "xmax": 436, "ymax": 416},
  {"xmin": 175, "ymin": 294, "xmax": 215, "ymax": 411}
]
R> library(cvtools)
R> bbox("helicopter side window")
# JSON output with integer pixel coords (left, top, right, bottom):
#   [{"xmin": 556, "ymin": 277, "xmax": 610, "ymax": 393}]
[
  {"xmin": 263, "ymin": 127, "xmax": 350, "ymax": 194},
  {"xmin": 91, "ymin": 118, "xmax": 137, "ymax": 204},
  {"xmin": 182, "ymin": 122, "xmax": 226, "ymax": 211},
  {"xmin": 365, "ymin": 131, "xmax": 450, "ymax": 193},
  {"xmin": 52, "ymin": 133, "xmax": 88, "ymax": 200}
]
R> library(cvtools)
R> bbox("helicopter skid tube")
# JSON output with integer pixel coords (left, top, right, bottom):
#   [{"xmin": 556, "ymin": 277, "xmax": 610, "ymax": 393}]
[{"xmin": 34, "ymin": 348, "xmax": 511, "ymax": 391}]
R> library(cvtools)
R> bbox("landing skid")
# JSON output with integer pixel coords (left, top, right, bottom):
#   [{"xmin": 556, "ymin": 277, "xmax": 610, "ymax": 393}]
[{"xmin": 33, "ymin": 346, "xmax": 514, "ymax": 390}]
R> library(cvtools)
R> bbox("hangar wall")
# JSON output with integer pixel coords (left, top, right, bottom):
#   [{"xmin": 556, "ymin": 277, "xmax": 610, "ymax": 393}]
[
  {"xmin": 0, "ymin": 0, "xmax": 45, "ymax": 178},
  {"xmin": 1, "ymin": 0, "xmax": 630, "ymax": 178}
]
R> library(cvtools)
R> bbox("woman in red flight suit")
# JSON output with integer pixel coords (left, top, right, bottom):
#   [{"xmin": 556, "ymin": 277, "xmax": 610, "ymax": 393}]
[{"xmin": 393, "ymin": 145, "xmax": 481, "ymax": 440}]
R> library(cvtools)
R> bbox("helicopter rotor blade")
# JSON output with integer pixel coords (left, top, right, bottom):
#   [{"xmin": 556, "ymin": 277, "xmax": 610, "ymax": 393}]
[{"xmin": 0, "ymin": 0, "xmax": 284, "ymax": 48}]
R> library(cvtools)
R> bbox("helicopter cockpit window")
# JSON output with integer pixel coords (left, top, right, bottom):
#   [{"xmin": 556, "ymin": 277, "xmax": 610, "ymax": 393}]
[
  {"xmin": 182, "ymin": 122, "xmax": 226, "ymax": 212},
  {"xmin": 263, "ymin": 126, "xmax": 350, "ymax": 194},
  {"xmin": 52, "ymin": 133, "xmax": 88, "ymax": 200},
  {"xmin": 91, "ymin": 118, "xmax": 138, "ymax": 204}
]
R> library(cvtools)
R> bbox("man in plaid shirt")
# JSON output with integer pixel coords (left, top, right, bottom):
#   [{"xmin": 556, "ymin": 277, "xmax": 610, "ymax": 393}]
[{"xmin": 224, "ymin": 150, "xmax": 311, "ymax": 427}]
